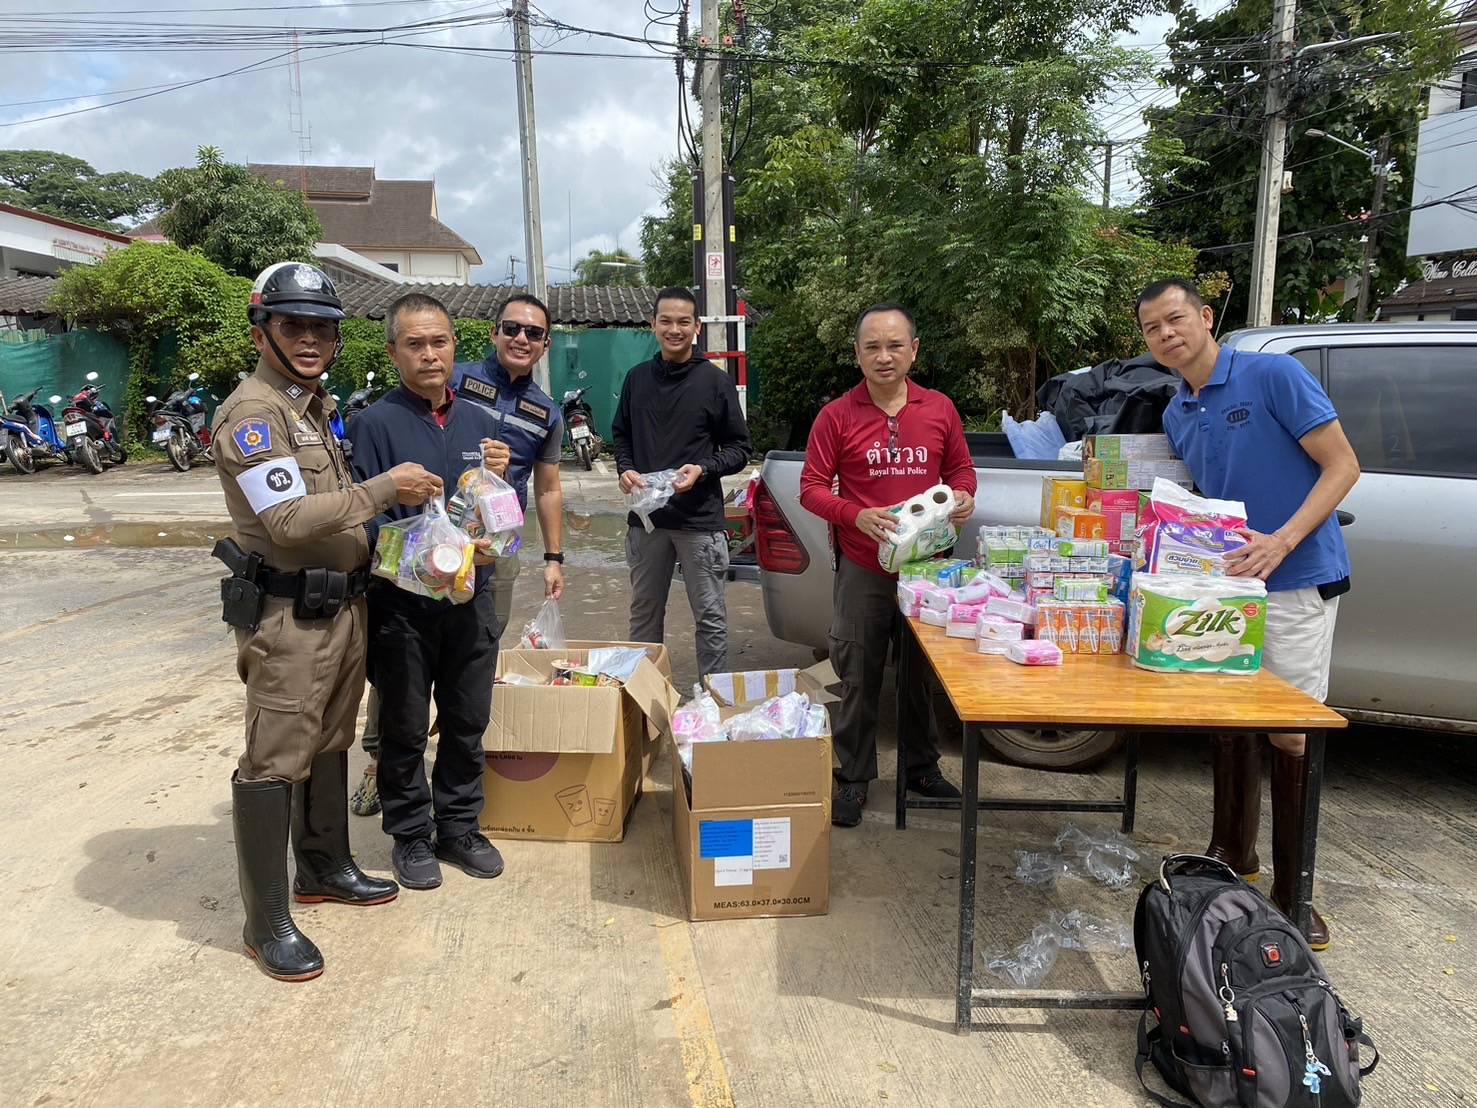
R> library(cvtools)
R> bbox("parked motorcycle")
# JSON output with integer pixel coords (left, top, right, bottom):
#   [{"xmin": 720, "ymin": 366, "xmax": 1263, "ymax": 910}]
[
  {"xmin": 342, "ymin": 370, "xmax": 380, "ymax": 427},
  {"xmin": 62, "ymin": 371, "xmax": 126, "ymax": 475},
  {"xmin": 561, "ymin": 386, "xmax": 602, "ymax": 470},
  {"xmin": 144, "ymin": 372, "xmax": 212, "ymax": 472},
  {"xmin": 1, "ymin": 387, "xmax": 71, "ymax": 474}
]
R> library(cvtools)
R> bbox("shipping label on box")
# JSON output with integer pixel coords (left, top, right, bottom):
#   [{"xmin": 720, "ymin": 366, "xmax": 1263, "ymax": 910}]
[
  {"xmin": 1039, "ymin": 476, "xmax": 1087, "ymax": 528},
  {"xmin": 672, "ymin": 734, "xmax": 831, "ymax": 921}
]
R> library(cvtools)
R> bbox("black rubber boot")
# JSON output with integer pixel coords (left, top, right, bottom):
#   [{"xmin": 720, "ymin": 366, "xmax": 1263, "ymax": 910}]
[
  {"xmin": 1206, "ymin": 733, "xmax": 1262, "ymax": 881},
  {"xmin": 292, "ymin": 752, "xmax": 399, "ymax": 906},
  {"xmin": 233, "ymin": 774, "xmax": 324, "ymax": 981}
]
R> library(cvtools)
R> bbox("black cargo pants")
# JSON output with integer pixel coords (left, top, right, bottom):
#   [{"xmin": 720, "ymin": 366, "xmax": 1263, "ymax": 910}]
[
  {"xmin": 827, "ymin": 555, "xmax": 942, "ymax": 787},
  {"xmin": 369, "ymin": 583, "xmax": 501, "ymax": 843}
]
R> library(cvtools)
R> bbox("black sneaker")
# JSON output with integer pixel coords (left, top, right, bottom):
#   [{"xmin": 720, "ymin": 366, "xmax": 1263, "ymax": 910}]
[
  {"xmin": 391, "ymin": 837, "xmax": 442, "ymax": 890},
  {"xmin": 436, "ymin": 829, "xmax": 505, "ymax": 879},
  {"xmin": 907, "ymin": 769, "xmax": 962, "ymax": 800},
  {"xmin": 832, "ymin": 783, "xmax": 868, "ymax": 828}
]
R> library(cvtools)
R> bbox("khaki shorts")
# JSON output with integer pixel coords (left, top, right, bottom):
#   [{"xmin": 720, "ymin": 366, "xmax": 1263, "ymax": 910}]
[{"xmin": 1262, "ymin": 588, "xmax": 1340, "ymax": 703}]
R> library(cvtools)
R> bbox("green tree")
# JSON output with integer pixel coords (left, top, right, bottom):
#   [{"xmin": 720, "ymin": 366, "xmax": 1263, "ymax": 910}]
[
  {"xmin": 644, "ymin": 0, "xmax": 1189, "ymax": 431},
  {"xmin": 49, "ymin": 241, "xmax": 254, "ymax": 439},
  {"xmin": 1135, "ymin": 0, "xmax": 1457, "ymax": 325},
  {"xmin": 156, "ymin": 146, "xmax": 322, "ymax": 278},
  {"xmin": 0, "ymin": 149, "xmax": 159, "ymax": 231},
  {"xmin": 572, "ymin": 247, "xmax": 645, "ymax": 286},
  {"xmin": 640, "ymin": 162, "xmax": 696, "ymax": 288}
]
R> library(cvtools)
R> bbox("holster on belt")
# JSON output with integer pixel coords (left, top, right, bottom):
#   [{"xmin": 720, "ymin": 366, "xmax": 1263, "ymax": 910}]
[{"xmin": 213, "ymin": 537, "xmax": 267, "ymax": 631}]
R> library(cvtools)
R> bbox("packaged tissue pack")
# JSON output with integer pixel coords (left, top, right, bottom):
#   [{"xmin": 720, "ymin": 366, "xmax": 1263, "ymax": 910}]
[
  {"xmin": 947, "ymin": 603, "xmax": 990, "ymax": 638},
  {"xmin": 1006, "ymin": 640, "xmax": 1063, "ymax": 666},
  {"xmin": 1127, "ymin": 573, "xmax": 1267, "ymax": 674},
  {"xmin": 1136, "ymin": 478, "xmax": 1251, "ymax": 576},
  {"xmin": 878, "ymin": 484, "xmax": 958, "ymax": 573}
]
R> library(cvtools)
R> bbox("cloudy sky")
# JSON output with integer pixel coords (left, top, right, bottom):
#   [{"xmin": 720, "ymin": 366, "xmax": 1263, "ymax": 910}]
[{"xmin": 0, "ymin": 0, "xmax": 1182, "ymax": 284}]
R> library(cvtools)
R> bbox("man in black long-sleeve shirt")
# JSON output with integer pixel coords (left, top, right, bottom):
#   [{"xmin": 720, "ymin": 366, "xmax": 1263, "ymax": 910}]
[
  {"xmin": 612, "ymin": 286, "xmax": 751, "ymax": 677},
  {"xmin": 348, "ymin": 292, "xmax": 512, "ymax": 892}
]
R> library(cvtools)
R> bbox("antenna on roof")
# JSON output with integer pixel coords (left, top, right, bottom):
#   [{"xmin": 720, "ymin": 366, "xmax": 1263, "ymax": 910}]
[{"xmin": 288, "ymin": 30, "xmax": 311, "ymax": 195}]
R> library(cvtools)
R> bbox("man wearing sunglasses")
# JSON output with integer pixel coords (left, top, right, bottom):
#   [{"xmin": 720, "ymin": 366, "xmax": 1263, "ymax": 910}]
[
  {"xmin": 449, "ymin": 294, "xmax": 567, "ymax": 628},
  {"xmin": 799, "ymin": 303, "xmax": 976, "ymax": 828},
  {"xmin": 213, "ymin": 263, "xmax": 443, "ymax": 980}
]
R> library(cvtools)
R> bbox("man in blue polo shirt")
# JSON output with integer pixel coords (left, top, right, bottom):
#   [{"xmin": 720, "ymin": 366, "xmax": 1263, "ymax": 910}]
[{"xmin": 1136, "ymin": 278, "xmax": 1360, "ymax": 950}]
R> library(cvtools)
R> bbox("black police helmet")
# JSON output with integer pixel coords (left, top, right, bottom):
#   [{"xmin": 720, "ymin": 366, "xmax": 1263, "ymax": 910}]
[{"xmin": 247, "ymin": 262, "xmax": 346, "ymax": 325}]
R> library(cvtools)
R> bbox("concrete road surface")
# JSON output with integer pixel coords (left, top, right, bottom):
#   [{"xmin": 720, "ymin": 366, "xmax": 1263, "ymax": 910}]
[{"xmin": 0, "ymin": 485, "xmax": 1474, "ymax": 1106}]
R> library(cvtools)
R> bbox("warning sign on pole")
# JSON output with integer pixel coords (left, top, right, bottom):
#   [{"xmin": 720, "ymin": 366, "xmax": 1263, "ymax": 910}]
[{"xmin": 706, "ymin": 251, "xmax": 725, "ymax": 280}]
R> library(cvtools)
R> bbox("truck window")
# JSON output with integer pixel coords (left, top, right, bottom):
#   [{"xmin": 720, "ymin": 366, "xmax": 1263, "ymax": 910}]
[
  {"xmin": 1290, "ymin": 348, "xmax": 1322, "ymax": 379},
  {"xmin": 1327, "ymin": 345, "xmax": 1477, "ymax": 477}
]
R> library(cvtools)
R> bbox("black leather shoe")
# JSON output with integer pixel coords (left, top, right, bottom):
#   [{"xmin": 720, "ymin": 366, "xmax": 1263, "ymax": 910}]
[
  {"xmin": 436, "ymin": 829, "xmax": 505, "ymax": 879},
  {"xmin": 907, "ymin": 769, "xmax": 962, "ymax": 800},
  {"xmin": 832, "ymin": 782, "xmax": 868, "ymax": 828},
  {"xmin": 233, "ymin": 774, "xmax": 324, "ymax": 981},
  {"xmin": 292, "ymin": 752, "xmax": 398, "ymax": 906},
  {"xmin": 392, "ymin": 837, "xmax": 443, "ymax": 890}
]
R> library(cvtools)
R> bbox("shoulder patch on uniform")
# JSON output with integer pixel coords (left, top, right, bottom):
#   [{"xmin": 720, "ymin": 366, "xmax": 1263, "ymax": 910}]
[
  {"xmin": 232, "ymin": 418, "xmax": 272, "ymax": 458},
  {"xmin": 517, "ymin": 397, "xmax": 551, "ymax": 423},
  {"xmin": 459, "ymin": 376, "xmax": 498, "ymax": 405}
]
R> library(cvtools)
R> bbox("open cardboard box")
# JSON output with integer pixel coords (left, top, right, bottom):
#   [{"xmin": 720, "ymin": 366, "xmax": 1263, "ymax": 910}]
[
  {"xmin": 702, "ymin": 660, "xmax": 840, "ymax": 710},
  {"xmin": 480, "ymin": 644, "xmax": 676, "ymax": 843},
  {"xmin": 671, "ymin": 719, "xmax": 832, "ymax": 921}
]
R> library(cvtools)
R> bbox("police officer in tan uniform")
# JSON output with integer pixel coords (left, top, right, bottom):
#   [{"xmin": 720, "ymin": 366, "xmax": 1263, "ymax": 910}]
[{"xmin": 213, "ymin": 262, "xmax": 442, "ymax": 981}]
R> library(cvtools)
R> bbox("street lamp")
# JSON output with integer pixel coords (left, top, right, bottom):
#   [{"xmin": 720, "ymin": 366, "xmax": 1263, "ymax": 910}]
[{"xmin": 1306, "ymin": 128, "xmax": 1391, "ymax": 321}]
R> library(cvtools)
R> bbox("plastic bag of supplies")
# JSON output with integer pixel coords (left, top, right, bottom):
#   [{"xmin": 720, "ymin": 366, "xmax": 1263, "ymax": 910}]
[{"xmin": 370, "ymin": 495, "xmax": 476, "ymax": 604}]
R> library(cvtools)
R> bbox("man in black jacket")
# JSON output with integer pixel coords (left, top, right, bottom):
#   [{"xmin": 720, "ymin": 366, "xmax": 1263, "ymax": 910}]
[
  {"xmin": 613, "ymin": 286, "xmax": 751, "ymax": 677},
  {"xmin": 347, "ymin": 292, "xmax": 512, "ymax": 891}
]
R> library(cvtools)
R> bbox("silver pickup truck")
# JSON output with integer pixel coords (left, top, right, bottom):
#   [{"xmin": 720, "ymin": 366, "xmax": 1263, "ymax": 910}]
[{"xmin": 753, "ymin": 321, "xmax": 1477, "ymax": 768}]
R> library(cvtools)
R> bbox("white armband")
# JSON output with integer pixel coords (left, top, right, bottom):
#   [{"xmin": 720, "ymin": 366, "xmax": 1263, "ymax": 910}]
[{"xmin": 237, "ymin": 457, "xmax": 307, "ymax": 515}]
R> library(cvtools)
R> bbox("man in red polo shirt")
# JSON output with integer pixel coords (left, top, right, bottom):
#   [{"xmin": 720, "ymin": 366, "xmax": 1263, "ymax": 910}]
[{"xmin": 800, "ymin": 303, "xmax": 977, "ymax": 827}]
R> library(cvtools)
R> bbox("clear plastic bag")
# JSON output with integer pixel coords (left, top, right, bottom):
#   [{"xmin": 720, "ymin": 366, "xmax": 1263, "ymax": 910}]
[
  {"xmin": 1050, "ymin": 909, "xmax": 1133, "ymax": 954},
  {"xmin": 519, "ymin": 597, "xmax": 566, "ymax": 649},
  {"xmin": 1055, "ymin": 823, "xmax": 1141, "ymax": 889},
  {"xmin": 985, "ymin": 925, "xmax": 1061, "ymax": 988},
  {"xmin": 1002, "ymin": 410, "xmax": 1067, "ymax": 460},
  {"xmin": 1013, "ymin": 849, "xmax": 1070, "ymax": 888},
  {"xmin": 627, "ymin": 469, "xmax": 681, "ymax": 533},
  {"xmin": 370, "ymin": 495, "xmax": 476, "ymax": 604},
  {"xmin": 448, "ymin": 465, "xmax": 524, "ymax": 557},
  {"xmin": 586, "ymin": 646, "xmax": 648, "ymax": 684},
  {"xmin": 726, "ymin": 691, "xmax": 818, "ymax": 742},
  {"xmin": 672, "ymin": 685, "xmax": 726, "ymax": 772}
]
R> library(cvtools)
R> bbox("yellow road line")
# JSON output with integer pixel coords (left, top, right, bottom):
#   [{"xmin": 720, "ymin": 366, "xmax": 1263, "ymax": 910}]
[{"xmin": 656, "ymin": 921, "xmax": 736, "ymax": 1108}]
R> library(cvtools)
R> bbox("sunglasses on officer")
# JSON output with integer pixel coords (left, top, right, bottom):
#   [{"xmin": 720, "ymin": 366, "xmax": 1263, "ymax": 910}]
[
  {"xmin": 271, "ymin": 317, "xmax": 339, "ymax": 342},
  {"xmin": 498, "ymin": 319, "xmax": 548, "ymax": 343}
]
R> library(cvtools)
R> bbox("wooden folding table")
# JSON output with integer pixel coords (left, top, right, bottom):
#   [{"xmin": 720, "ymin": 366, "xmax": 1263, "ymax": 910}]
[{"xmin": 894, "ymin": 618, "xmax": 1348, "ymax": 1033}]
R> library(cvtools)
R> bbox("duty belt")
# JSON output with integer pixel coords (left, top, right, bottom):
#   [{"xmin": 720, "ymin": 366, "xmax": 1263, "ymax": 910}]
[{"xmin": 259, "ymin": 565, "xmax": 372, "ymax": 601}]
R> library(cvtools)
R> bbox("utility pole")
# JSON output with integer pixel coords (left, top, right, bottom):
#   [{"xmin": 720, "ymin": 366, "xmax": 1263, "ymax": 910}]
[
  {"xmin": 1101, "ymin": 140, "xmax": 1113, "ymax": 210},
  {"xmin": 699, "ymin": 0, "xmax": 726, "ymax": 355},
  {"xmin": 1247, "ymin": 0, "xmax": 1298, "ymax": 327},
  {"xmin": 1355, "ymin": 135, "xmax": 1391, "ymax": 323},
  {"xmin": 511, "ymin": 0, "xmax": 550, "ymax": 391}
]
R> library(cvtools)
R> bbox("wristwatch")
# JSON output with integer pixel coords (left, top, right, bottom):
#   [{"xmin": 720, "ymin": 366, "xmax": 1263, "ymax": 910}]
[{"xmin": 543, "ymin": 551, "xmax": 565, "ymax": 564}]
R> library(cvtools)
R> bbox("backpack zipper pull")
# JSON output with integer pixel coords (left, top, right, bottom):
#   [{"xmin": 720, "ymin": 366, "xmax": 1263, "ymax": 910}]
[
  {"xmin": 1218, "ymin": 963, "xmax": 1238, "ymax": 1023},
  {"xmin": 1297, "ymin": 1010, "xmax": 1332, "ymax": 1094}
]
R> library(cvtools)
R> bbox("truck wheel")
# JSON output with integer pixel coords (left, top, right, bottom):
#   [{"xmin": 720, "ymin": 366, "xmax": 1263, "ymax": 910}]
[{"xmin": 981, "ymin": 727, "xmax": 1124, "ymax": 771}]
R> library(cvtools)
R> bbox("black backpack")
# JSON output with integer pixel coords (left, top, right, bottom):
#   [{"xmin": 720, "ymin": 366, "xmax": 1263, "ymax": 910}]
[{"xmin": 1133, "ymin": 854, "xmax": 1378, "ymax": 1107}]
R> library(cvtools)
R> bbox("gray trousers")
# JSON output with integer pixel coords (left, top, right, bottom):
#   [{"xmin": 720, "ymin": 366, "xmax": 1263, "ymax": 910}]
[
  {"xmin": 828, "ymin": 555, "xmax": 941, "ymax": 787},
  {"xmin": 625, "ymin": 525, "xmax": 730, "ymax": 678},
  {"xmin": 361, "ymin": 555, "xmax": 518, "ymax": 759}
]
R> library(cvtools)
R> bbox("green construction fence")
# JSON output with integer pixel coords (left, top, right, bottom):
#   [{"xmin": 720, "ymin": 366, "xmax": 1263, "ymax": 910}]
[{"xmin": 0, "ymin": 330, "xmax": 130, "ymax": 413}]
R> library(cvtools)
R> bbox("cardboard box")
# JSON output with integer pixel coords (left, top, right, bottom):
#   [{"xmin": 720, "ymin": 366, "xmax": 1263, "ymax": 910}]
[
  {"xmin": 1087, "ymin": 488, "xmax": 1144, "ymax": 544},
  {"xmin": 671, "ymin": 728, "xmax": 832, "ymax": 921},
  {"xmin": 1039, "ymin": 476, "xmax": 1087, "ymax": 528},
  {"xmin": 1083, "ymin": 433, "xmax": 1177, "ymax": 462},
  {"xmin": 1085, "ymin": 456, "xmax": 1193, "ymax": 491},
  {"xmin": 703, "ymin": 660, "xmax": 839, "ymax": 709},
  {"xmin": 1054, "ymin": 507, "xmax": 1107, "ymax": 540},
  {"xmin": 481, "ymin": 646, "xmax": 676, "ymax": 842}
]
